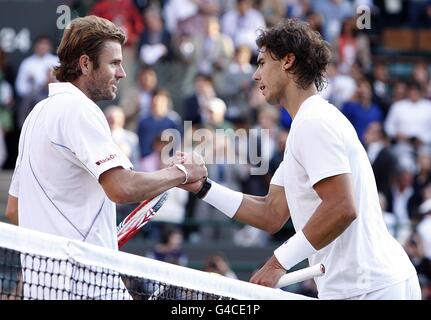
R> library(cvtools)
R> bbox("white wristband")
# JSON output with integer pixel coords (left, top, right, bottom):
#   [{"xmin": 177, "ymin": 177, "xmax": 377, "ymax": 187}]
[
  {"xmin": 202, "ymin": 181, "xmax": 243, "ymax": 218},
  {"xmin": 175, "ymin": 164, "xmax": 188, "ymax": 184},
  {"xmin": 274, "ymin": 230, "xmax": 317, "ymax": 271}
]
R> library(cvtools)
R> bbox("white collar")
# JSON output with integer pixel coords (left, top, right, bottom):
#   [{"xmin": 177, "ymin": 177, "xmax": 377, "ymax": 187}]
[{"xmin": 48, "ymin": 82, "xmax": 89, "ymax": 101}]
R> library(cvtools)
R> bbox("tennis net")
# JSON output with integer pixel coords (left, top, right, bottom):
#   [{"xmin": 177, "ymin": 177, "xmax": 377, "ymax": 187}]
[{"xmin": 0, "ymin": 222, "xmax": 314, "ymax": 300}]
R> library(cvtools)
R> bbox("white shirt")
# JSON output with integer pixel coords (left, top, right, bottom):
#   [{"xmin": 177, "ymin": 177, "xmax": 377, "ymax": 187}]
[
  {"xmin": 384, "ymin": 98, "xmax": 431, "ymax": 144},
  {"xmin": 9, "ymin": 82, "xmax": 133, "ymax": 250},
  {"xmin": 15, "ymin": 53, "xmax": 59, "ymax": 97},
  {"xmin": 271, "ymin": 95, "xmax": 416, "ymax": 299}
]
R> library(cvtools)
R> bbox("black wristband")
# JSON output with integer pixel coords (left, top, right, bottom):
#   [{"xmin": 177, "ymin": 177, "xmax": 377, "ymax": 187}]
[{"xmin": 195, "ymin": 178, "xmax": 212, "ymax": 199}]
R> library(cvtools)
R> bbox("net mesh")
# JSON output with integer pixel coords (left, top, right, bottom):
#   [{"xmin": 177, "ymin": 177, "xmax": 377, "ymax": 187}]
[{"xmin": 0, "ymin": 222, "xmax": 313, "ymax": 300}]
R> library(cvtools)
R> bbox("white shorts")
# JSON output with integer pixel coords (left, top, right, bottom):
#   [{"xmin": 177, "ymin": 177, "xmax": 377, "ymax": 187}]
[{"xmin": 346, "ymin": 274, "xmax": 422, "ymax": 300}]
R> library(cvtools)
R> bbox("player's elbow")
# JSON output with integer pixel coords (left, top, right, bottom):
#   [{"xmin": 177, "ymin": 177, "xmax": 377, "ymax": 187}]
[
  {"xmin": 5, "ymin": 207, "xmax": 17, "ymax": 224},
  {"xmin": 106, "ymin": 187, "xmax": 131, "ymax": 204},
  {"xmin": 5, "ymin": 196, "xmax": 19, "ymax": 225},
  {"xmin": 263, "ymin": 210, "xmax": 289, "ymax": 234},
  {"xmin": 263, "ymin": 216, "xmax": 285, "ymax": 234},
  {"xmin": 100, "ymin": 167, "xmax": 134, "ymax": 204},
  {"xmin": 264, "ymin": 195, "xmax": 290, "ymax": 234},
  {"xmin": 339, "ymin": 202, "xmax": 357, "ymax": 226}
]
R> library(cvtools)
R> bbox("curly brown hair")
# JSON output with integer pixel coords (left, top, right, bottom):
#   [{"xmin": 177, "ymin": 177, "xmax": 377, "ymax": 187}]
[
  {"xmin": 256, "ymin": 19, "xmax": 331, "ymax": 91},
  {"xmin": 53, "ymin": 15, "xmax": 126, "ymax": 82}
]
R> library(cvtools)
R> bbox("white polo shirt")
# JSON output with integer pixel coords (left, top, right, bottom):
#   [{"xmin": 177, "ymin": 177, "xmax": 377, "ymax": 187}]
[
  {"xmin": 9, "ymin": 82, "xmax": 133, "ymax": 250},
  {"xmin": 271, "ymin": 95, "xmax": 416, "ymax": 299}
]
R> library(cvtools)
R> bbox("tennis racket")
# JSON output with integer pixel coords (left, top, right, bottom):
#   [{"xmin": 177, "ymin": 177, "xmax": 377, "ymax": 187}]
[
  {"xmin": 276, "ymin": 263, "xmax": 325, "ymax": 288},
  {"xmin": 117, "ymin": 192, "xmax": 169, "ymax": 248}
]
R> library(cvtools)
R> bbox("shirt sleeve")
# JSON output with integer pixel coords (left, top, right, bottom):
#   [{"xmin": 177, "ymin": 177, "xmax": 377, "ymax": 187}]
[
  {"xmin": 270, "ymin": 161, "xmax": 284, "ymax": 186},
  {"xmin": 9, "ymin": 119, "xmax": 26, "ymax": 197},
  {"xmin": 9, "ymin": 164, "xmax": 19, "ymax": 197},
  {"xmin": 60, "ymin": 103, "xmax": 133, "ymax": 179},
  {"xmin": 292, "ymin": 118, "xmax": 351, "ymax": 187}
]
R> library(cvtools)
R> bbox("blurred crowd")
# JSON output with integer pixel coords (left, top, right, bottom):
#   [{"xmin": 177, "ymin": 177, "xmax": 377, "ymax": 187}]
[{"xmin": 1, "ymin": 0, "xmax": 431, "ymax": 299}]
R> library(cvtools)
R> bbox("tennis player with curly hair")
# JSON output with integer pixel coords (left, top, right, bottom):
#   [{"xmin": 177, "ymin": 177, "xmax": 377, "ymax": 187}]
[{"xmin": 180, "ymin": 19, "xmax": 420, "ymax": 300}]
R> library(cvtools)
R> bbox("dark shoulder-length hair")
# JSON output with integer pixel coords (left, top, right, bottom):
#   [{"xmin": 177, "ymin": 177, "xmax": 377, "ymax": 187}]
[{"xmin": 256, "ymin": 19, "xmax": 332, "ymax": 91}]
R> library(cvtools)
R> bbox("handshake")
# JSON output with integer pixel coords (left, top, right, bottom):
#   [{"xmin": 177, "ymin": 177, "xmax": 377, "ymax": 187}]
[{"xmin": 169, "ymin": 151, "xmax": 208, "ymax": 193}]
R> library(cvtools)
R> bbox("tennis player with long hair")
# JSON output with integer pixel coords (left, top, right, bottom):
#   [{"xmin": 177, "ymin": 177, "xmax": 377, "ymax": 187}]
[
  {"xmin": 6, "ymin": 15, "xmax": 206, "ymax": 253},
  {"xmin": 179, "ymin": 19, "xmax": 420, "ymax": 300}
]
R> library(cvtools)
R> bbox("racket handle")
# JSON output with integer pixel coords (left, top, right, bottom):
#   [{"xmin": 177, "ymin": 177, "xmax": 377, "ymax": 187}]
[{"xmin": 276, "ymin": 264, "xmax": 325, "ymax": 288}]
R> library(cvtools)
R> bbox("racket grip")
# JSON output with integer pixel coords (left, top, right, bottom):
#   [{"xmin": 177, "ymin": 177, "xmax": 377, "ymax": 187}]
[{"xmin": 276, "ymin": 264, "xmax": 325, "ymax": 288}]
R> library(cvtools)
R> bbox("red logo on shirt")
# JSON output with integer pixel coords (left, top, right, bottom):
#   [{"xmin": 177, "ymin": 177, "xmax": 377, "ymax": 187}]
[{"xmin": 95, "ymin": 154, "xmax": 117, "ymax": 166}]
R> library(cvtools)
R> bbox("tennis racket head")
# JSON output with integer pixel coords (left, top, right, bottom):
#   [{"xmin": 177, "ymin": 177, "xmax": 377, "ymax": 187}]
[{"xmin": 117, "ymin": 192, "xmax": 169, "ymax": 248}]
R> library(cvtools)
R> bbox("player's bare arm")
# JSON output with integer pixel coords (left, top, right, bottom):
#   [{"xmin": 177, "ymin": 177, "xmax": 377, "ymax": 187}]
[
  {"xmin": 234, "ymin": 184, "xmax": 290, "ymax": 234},
  {"xmin": 303, "ymin": 173, "xmax": 357, "ymax": 250},
  {"xmin": 182, "ymin": 182, "xmax": 290, "ymax": 234},
  {"xmin": 250, "ymin": 173, "xmax": 357, "ymax": 288},
  {"xmin": 5, "ymin": 195, "xmax": 18, "ymax": 225},
  {"xmin": 100, "ymin": 152, "xmax": 207, "ymax": 204}
]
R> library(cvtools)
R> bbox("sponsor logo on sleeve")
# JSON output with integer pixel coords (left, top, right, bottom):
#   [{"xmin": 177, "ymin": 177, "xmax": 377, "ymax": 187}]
[{"xmin": 95, "ymin": 154, "xmax": 117, "ymax": 166}]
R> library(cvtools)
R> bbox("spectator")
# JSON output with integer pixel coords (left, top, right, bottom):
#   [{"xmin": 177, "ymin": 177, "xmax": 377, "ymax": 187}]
[
  {"xmin": 379, "ymin": 192, "xmax": 397, "ymax": 238},
  {"xmin": 333, "ymin": 17, "xmax": 372, "ymax": 74},
  {"xmin": 146, "ymin": 226, "xmax": 188, "ymax": 266},
  {"xmin": 305, "ymin": 10, "xmax": 324, "ymax": 35},
  {"xmin": 15, "ymin": 36, "xmax": 58, "ymax": 128},
  {"xmin": 221, "ymin": 0, "xmax": 266, "ymax": 54},
  {"xmin": 138, "ymin": 136, "xmax": 189, "ymax": 235},
  {"xmin": 418, "ymin": 198, "xmax": 431, "ymax": 260},
  {"xmin": 285, "ymin": 0, "xmax": 313, "ymax": 20},
  {"xmin": 391, "ymin": 78, "xmax": 408, "ymax": 103},
  {"xmin": 341, "ymin": 77, "xmax": 383, "ymax": 143},
  {"xmin": 15, "ymin": 36, "xmax": 58, "ymax": 99},
  {"xmin": 385, "ymin": 81, "xmax": 431, "ymax": 147},
  {"xmin": 363, "ymin": 121, "xmax": 398, "ymax": 193},
  {"xmin": 407, "ymin": 0, "xmax": 431, "ymax": 28},
  {"xmin": 371, "ymin": 62, "xmax": 391, "ymax": 119},
  {"xmin": 192, "ymin": 15, "xmax": 235, "ymax": 76},
  {"xmin": 90, "ymin": 0, "xmax": 145, "ymax": 95},
  {"xmin": 182, "ymin": 73, "xmax": 217, "ymax": 125},
  {"xmin": 164, "ymin": 0, "xmax": 220, "ymax": 38},
  {"xmin": 409, "ymin": 146, "xmax": 431, "ymax": 220},
  {"xmin": 138, "ymin": 5, "xmax": 173, "ymax": 66},
  {"xmin": 203, "ymin": 254, "xmax": 238, "ymax": 279},
  {"xmin": 104, "ymin": 105, "xmax": 141, "ymax": 169},
  {"xmin": 121, "ymin": 65, "xmax": 158, "ymax": 131},
  {"xmin": 384, "ymin": 159, "xmax": 416, "ymax": 245},
  {"xmin": 412, "ymin": 60, "xmax": 431, "ymax": 99},
  {"xmin": 90, "ymin": 0, "xmax": 144, "ymax": 47},
  {"xmin": 205, "ymin": 97, "xmax": 234, "ymax": 131},
  {"xmin": 245, "ymin": 106, "xmax": 280, "ymax": 196},
  {"xmin": 138, "ymin": 89, "xmax": 181, "ymax": 158},
  {"xmin": 259, "ymin": 0, "xmax": 286, "ymax": 27},
  {"xmin": 0, "ymin": 49, "xmax": 14, "ymax": 165},
  {"xmin": 215, "ymin": 45, "xmax": 255, "ymax": 122},
  {"xmin": 312, "ymin": 0, "xmax": 354, "ymax": 43},
  {"xmin": 320, "ymin": 60, "xmax": 356, "ymax": 109}
]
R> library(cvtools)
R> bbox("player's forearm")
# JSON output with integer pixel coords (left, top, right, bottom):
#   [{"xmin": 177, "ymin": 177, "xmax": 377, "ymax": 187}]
[
  {"xmin": 235, "ymin": 194, "xmax": 288, "ymax": 234},
  {"xmin": 124, "ymin": 167, "xmax": 187, "ymax": 202},
  {"xmin": 303, "ymin": 197, "xmax": 357, "ymax": 250},
  {"xmin": 200, "ymin": 181, "xmax": 289, "ymax": 234},
  {"xmin": 100, "ymin": 166, "xmax": 185, "ymax": 204},
  {"xmin": 5, "ymin": 195, "xmax": 19, "ymax": 225},
  {"xmin": 272, "ymin": 197, "xmax": 355, "ymax": 272}
]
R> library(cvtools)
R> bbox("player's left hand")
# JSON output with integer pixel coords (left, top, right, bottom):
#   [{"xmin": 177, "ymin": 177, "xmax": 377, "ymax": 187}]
[{"xmin": 249, "ymin": 255, "xmax": 286, "ymax": 288}]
